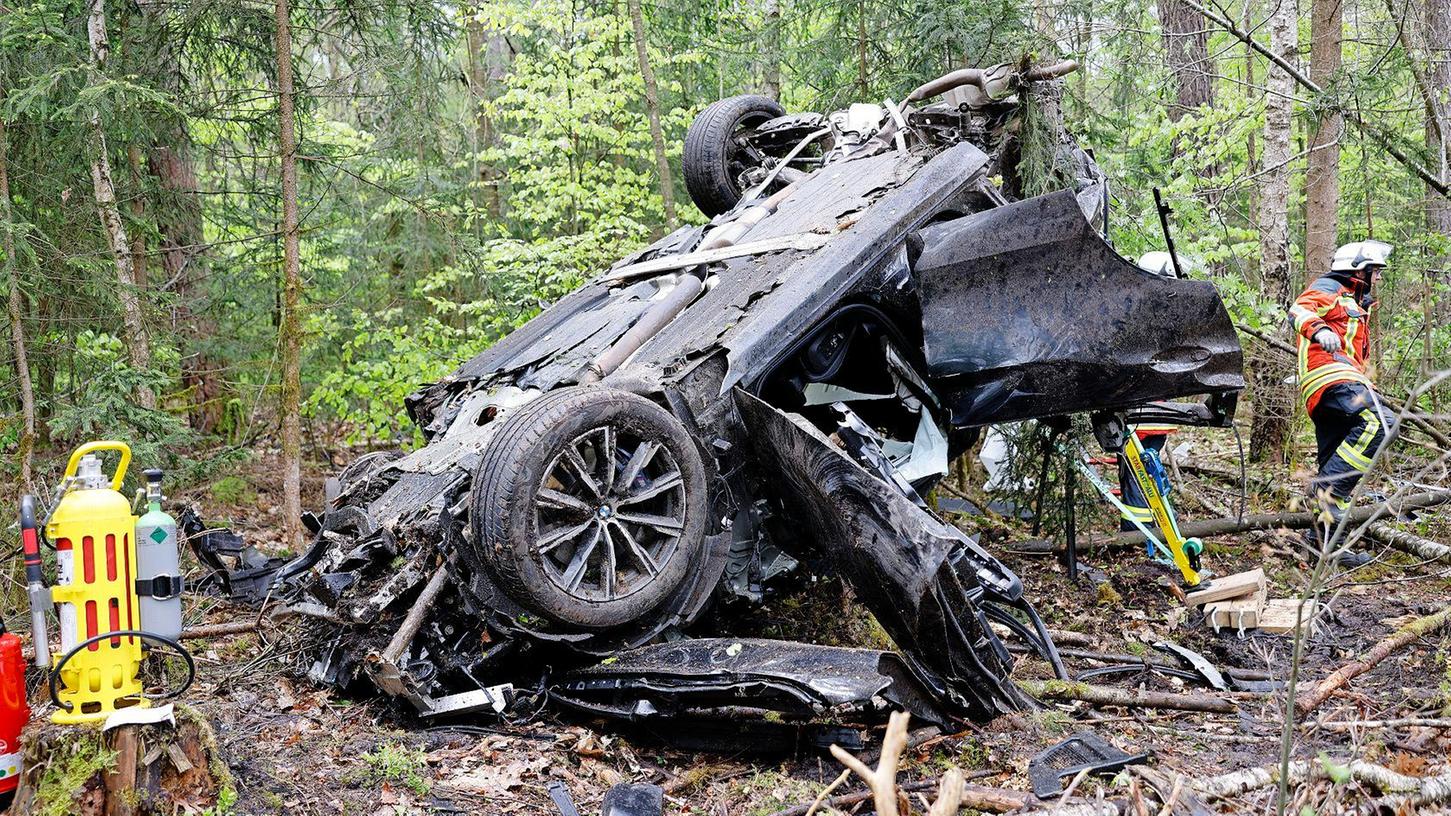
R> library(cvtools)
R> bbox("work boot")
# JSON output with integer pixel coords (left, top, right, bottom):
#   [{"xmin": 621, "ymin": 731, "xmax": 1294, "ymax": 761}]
[{"xmin": 1300, "ymin": 522, "xmax": 1372, "ymax": 568}]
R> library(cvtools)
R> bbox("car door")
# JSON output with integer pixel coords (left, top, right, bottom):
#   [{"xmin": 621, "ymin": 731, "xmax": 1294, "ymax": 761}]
[{"xmin": 911, "ymin": 187, "xmax": 1245, "ymax": 428}]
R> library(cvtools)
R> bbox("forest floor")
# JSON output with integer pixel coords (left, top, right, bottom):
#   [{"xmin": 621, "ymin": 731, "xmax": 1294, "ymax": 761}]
[{"xmin": 23, "ymin": 424, "xmax": 1451, "ymax": 816}]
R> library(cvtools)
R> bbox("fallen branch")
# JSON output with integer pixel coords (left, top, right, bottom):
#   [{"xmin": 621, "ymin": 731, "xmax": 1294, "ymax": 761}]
[
  {"xmin": 1295, "ymin": 602, "xmax": 1451, "ymax": 715},
  {"xmin": 1193, "ymin": 759, "xmax": 1422, "ymax": 798},
  {"xmin": 181, "ymin": 608, "xmax": 297, "ymax": 640},
  {"xmin": 1114, "ymin": 489, "xmax": 1451, "ymax": 547},
  {"xmin": 1365, "ymin": 522, "xmax": 1451, "ymax": 562},
  {"xmin": 1005, "ymin": 644, "xmax": 1277, "ymax": 681},
  {"xmin": 830, "ymin": 710, "xmax": 909, "ymax": 816},
  {"xmin": 766, "ymin": 773, "xmax": 1003, "ymax": 816},
  {"xmin": 1017, "ymin": 680, "xmax": 1237, "ymax": 714},
  {"xmin": 1368, "ymin": 771, "xmax": 1451, "ymax": 812},
  {"xmin": 1314, "ymin": 717, "xmax": 1451, "ymax": 730}
]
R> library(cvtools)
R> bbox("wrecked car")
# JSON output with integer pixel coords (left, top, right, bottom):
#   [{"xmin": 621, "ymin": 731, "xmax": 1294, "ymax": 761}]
[{"xmin": 197, "ymin": 60, "xmax": 1244, "ymax": 746}]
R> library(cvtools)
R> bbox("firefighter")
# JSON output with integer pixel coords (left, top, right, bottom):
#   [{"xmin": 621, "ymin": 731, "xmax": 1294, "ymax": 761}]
[{"xmin": 1289, "ymin": 240, "xmax": 1394, "ymax": 565}]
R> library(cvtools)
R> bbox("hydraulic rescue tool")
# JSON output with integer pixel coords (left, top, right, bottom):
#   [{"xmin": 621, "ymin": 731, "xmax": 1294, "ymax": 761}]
[
  {"xmin": 22, "ymin": 441, "xmax": 193, "ymax": 725},
  {"xmin": 1066, "ymin": 435, "xmax": 1205, "ymax": 587}
]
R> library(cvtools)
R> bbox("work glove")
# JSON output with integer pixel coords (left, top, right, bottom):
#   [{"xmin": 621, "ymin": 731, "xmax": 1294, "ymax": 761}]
[{"xmin": 1314, "ymin": 328, "xmax": 1342, "ymax": 354}]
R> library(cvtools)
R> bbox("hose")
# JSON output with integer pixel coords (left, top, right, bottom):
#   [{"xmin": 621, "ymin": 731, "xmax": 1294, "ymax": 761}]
[
  {"xmin": 48, "ymin": 629, "xmax": 196, "ymax": 712},
  {"xmin": 985, "ymin": 601, "xmax": 1068, "ymax": 680}
]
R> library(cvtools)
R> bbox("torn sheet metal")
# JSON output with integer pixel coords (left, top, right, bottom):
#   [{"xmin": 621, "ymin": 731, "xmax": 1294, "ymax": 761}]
[
  {"xmin": 735, "ymin": 390, "xmax": 1031, "ymax": 719},
  {"xmin": 550, "ymin": 638, "xmax": 949, "ymax": 750}
]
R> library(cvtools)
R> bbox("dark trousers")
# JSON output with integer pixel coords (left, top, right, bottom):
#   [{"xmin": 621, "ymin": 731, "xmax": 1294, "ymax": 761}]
[
  {"xmin": 1310, "ymin": 381, "xmax": 1391, "ymax": 507},
  {"xmin": 1118, "ymin": 433, "xmax": 1168, "ymax": 532}
]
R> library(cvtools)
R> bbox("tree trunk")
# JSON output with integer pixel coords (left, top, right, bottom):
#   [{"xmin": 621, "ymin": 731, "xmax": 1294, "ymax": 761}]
[
  {"xmin": 761, "ymin": 0, "xmax": 782, "ymax": 99},
  {"xmin": 1427, "ymin": 0, "xmax": 1451, "ymax": 292},
  {"xmin": 126, "ymin": 143, "xmax": 146, "ymax": 291},
  {"xmin": 856, "ymin": 0, "xmax": 869, "ymax": 98},
  {"xmin": 141, "ymin": 0, "xmax": 222, "ymax": 434},
  {"xmin": 87, "ymin": 0, "xmax": 155, "ymax": 410},
  {"xmin": 275, "ymin": 0, "xmax": 304, "ymax": 549},
  {"xmin": 627, "ymin": 0, "xmax": 678, "ymax": 229},
  {"xmin": 0, "ymin": 109, "xmax": 35, "ymax": 489},
  {"xmin": 1304, "ymin": 0, "xmax": 1342, "ymax": 274},
  {"xmin": 1248, "ymin": 0, "xmax": 1297, "ymax": 462},
  {"xmin": 1159, "ymin": 0, "xmax": 1214, "ymax": 122}
]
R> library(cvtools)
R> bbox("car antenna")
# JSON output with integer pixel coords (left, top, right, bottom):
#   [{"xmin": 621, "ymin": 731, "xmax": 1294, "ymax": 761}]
[{"xmin": 1153, "ymin": 187, "xmax": 1186, "ymax": 279}]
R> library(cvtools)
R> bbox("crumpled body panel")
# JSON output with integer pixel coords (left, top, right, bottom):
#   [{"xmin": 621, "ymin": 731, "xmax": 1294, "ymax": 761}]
[
  {"xmin": 735, "ymin": 391, "xmax": 1032, "ymax": 720},
  {"xmin": 915, "ymin": 189, "xmax": 1244, "ymax": 426}
]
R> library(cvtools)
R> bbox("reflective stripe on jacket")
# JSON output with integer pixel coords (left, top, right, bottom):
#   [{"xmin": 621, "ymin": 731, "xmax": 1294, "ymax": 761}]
[{"xmin": 1289, "ymin": 276, "xmax": 1374, "ymax": 414}]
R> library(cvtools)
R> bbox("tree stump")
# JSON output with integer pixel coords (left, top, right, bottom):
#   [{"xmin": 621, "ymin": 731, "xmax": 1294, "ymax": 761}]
[{"xmin": 10, "ymin": 703, "xmax": 232, "ymax": 815}]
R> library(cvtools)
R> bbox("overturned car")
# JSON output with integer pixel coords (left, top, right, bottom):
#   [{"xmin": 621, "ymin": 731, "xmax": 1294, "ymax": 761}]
[{"xmin": 200, "ymin": 60, "xmax": 1244, "ymax": 745}]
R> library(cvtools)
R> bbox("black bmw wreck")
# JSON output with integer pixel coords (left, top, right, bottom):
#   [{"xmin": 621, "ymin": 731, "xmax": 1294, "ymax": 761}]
[{"xmin": 193, "ymin": 60, "xmax": 1245, "ymax": 750}]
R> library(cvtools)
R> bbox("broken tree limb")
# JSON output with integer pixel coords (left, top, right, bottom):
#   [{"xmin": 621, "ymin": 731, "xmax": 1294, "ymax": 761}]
[
  {"xmin": 1182, "ymin": 0, "xmax": 1450, "ymax": 198},
  {"xmin": 829, "ymin": 710, "xmax": 909, "ymax": 816},
  {"xmin": 1369, "ymin": 772, "xmax": 1451, "ymax": 812},
  {"xmin": 1016, "ymin": 680, "xmax": 1237, "ymax": 714},
  {"xmin": 1295, "ymin": 602, "xmax": 1451, "ymax": 715},
  {"xmin": 1113, "ymin": 489, "xmax": 1451, "ymax": 547},
  {"xmin": 180, "ymin": 608, "xmax": 298, "ymax": 640},
  {"xmin": 768, "ymin": 773, "xmax": 1003, "ymax": 816},
  {"xmin": 1365, "ymin": 522, "xmax": 1451, "ymax": 562},
  {"xmin": 1193, "ymin": 758, "xmax": 1423, "ymax": 799},
  {"xmin": 381, "ymin": 562, "xmax": 450, "ymax": 663}
]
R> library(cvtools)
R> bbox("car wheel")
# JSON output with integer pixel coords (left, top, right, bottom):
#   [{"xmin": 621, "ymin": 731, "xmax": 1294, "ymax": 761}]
[
  {"xmin": 683, "ymin": 94, "xmax": 786, "ymax": 216},
  {"xmin": 469, "ymin": 387, "xmax": 708, "ymax": 629}
]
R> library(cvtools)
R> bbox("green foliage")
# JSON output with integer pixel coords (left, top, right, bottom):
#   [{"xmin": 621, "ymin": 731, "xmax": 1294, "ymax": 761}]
[
  {"xmin": 355, "ymin": 741, "xmax": 431, "ymax": 797},
  {"xmin": 209, "ymin": 474, "xmax": 256, "ymax": 506},
  {"xmin": 0, "ymin": 0, "xmax": 1447, "ymax": 481}
]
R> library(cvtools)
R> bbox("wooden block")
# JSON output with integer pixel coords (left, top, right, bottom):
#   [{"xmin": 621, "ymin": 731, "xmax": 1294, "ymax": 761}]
[
  {"xmin": 1184, "ymin": 568, "xmax": 1266, "ymax": 607},
  {"xmin": 1205, "ymin": 587, "xmax": 1266, "ymax": 631},
  {"xmin": 1260, "ymin": 598, "xmax": 1318, "ymax": 635}
]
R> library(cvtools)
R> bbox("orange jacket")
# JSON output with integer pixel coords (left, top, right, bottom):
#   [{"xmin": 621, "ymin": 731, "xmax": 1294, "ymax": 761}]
[{"xmin": 1289, "ymin": 276, "xmax": 1374, "ymax": 414}]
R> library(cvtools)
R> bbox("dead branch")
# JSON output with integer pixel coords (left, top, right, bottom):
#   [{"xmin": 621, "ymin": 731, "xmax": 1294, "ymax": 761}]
[
  {"xmin": 1315, "ymin": 717, "xmax": 1451, "ymax": 730},
  {"xmin": 768, "ymin": 774, "xmax": 1005, "ymax": 816},
  {"xmin": 830, "ymin": 710, "xmax": 910, "ymax": 816},
  {"xmin": 181, "ymin": 608, "xmax": 297, "ymax": 639},
  {"xmin": 1368, "ymin": 771, "xmax": 1451, "ymax": 812},
  {"xmin": 1193, "ymin": 759, "xmax": 1423, "ymax": 798},
  {"xmin": 1295, "ymin": 602, "xmax": 1451, "ymax": 715},
  {"xmin": 926, "ymin": 769, "xmax": 964, "ymax": 816},
  {"xmin": 1016, "ymin": 680, "xmax": 1237, "ymax": 713},
  {"xmin": 1006, "ymin": 644, "xmax": 1277, "ymax": 681},
  {"xmin": 1365, "ymin": 522, "xmax": 1451, "ymax": 562},
  {"xmin": 1114, "ymin": 489, "xmax": 1451, "ymax": 547}
]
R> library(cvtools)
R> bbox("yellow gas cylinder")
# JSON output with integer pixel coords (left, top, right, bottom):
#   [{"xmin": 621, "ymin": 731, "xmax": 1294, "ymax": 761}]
[{"xmin": 45, "ymin": 441, "xmax": 147, "ymax": 724}]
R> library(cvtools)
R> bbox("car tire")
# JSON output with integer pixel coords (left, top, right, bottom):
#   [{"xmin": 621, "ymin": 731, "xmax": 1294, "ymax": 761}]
[
  {"xmin": 683, "ymin": 94, "xmax": 786, "ymax": 216},
  {"xmin": 469, "ymin": 387, "xmax": 708, "ymax": 629}
]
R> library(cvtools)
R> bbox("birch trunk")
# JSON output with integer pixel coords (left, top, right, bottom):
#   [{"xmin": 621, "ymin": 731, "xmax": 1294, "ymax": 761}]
[
  {"xmin": 1248, "ymin": 0, "xmax": 1297, "ymax": 462},
  {"xmin": 1304, "ymin": 0, "xmax": 1342, "ymax": 273},
  {"xmin": 87, "ymin": 0, "xmax": 155, "ymax": 410},
  {"xmin": 627, "ymin": 0, "xmax": 678, "ymax": 229}
]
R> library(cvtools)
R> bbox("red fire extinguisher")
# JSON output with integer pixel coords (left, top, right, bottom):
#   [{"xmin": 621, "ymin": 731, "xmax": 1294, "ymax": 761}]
[{"xmin": 0, "ymin": 617, "xmax": 28, "ymax": 810}]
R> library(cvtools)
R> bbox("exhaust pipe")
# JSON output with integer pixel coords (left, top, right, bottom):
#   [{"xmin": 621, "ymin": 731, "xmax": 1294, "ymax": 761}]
[{"xmin": 580, "ymin": 182, "xmax": 801, "ymax": 383}]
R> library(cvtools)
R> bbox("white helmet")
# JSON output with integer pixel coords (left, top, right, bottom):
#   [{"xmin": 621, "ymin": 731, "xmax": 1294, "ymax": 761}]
[
  {"xmin": 1137, "ymin": 251, "xmax": 1175, "ymax": 277},
  {"xmin": 1330, "ymin": 240, "xmax": 1392, "ymax": 273}
]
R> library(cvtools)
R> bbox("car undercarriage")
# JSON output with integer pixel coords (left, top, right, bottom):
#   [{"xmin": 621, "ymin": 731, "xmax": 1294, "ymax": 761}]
[{"xmin": 189, "ymin": 61, "xmax": 1245, "ymax": 748}]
